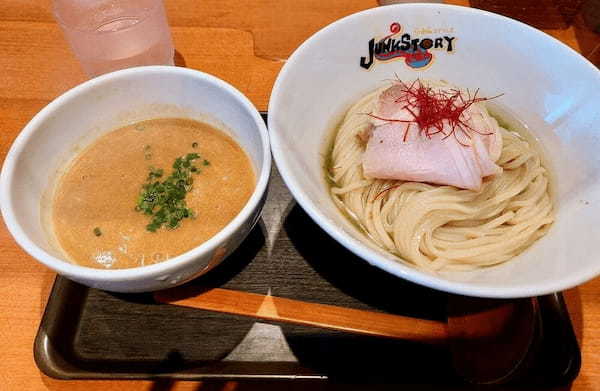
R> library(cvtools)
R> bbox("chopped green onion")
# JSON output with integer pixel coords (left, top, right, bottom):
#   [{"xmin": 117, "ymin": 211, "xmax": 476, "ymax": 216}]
[{"xmin": 136, "ymin": 152, "xmax": 203, "ymax": 232}]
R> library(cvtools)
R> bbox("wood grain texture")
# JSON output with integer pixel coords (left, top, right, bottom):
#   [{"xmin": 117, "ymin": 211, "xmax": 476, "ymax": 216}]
[
  {"xmin": 155, "ymin": 287, "xmax": 449, "ymax": 341},
  {"xmin": 470, "ymin": 0, "xmax": 584, "ymax": 29},
  {"xmin": 0, "ymin": 0, "xmax": 599, "ymax": 390}
]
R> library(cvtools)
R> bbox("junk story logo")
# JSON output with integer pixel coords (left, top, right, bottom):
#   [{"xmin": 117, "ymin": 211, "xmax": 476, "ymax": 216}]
[{"xmin": 360, "ymin": 22, "xmax": 456, "ymax": 70}]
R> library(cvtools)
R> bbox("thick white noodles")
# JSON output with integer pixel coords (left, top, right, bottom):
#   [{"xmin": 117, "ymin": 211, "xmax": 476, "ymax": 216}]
[{"xmin": 328, "ymin": 89, "xmax": 554, "ymax": 272}]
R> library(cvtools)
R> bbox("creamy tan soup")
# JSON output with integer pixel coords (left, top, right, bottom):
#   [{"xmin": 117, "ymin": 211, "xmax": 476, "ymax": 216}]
[{"xmin": 52, "ymin": 118, "xmax": 255, "ymax": 269}]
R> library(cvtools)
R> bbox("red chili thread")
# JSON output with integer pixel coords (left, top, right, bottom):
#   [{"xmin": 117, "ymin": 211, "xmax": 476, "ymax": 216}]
[
  {"xmin": 374, "ymin": 184, "xmax": 402, "ymax": 200},
  {"xmin": 367, "ymin": 79, "xmax": 503, "ymax": 145}
]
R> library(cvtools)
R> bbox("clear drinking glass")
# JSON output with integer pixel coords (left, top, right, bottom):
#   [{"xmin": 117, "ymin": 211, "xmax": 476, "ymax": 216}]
[{"xmin": 53, "ymin": 0, "xmax": 175, "ymax": 77}]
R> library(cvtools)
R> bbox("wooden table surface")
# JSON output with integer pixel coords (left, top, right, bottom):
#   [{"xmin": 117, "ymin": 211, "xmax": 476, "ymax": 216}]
[{"xmin": 1, "ymin": 1, "xmax": 599, "ymax": 390}]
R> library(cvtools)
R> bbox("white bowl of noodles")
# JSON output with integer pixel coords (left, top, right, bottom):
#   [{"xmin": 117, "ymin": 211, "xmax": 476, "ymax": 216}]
[{"xmin": 268, "ymin": 4, "xmax": 600, "ymax": 298}]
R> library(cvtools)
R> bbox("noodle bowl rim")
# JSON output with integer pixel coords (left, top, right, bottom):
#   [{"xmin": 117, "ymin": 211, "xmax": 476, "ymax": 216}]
[{"xmin": 268, "ymin": 3, "xmax": 600, "ymax": 298}]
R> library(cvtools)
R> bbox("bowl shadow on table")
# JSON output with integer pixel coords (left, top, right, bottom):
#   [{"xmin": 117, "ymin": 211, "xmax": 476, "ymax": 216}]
[
  {"xmin": 174, "ymin": 49, "xmax": 187, "ymax": 67},
  {"xmin": 39, "ymin": 223, "xmax": 267, "ymax": 378},
  {"xmin": 269, "ymin": 204, "xmax": 457, "ymax": 384}
]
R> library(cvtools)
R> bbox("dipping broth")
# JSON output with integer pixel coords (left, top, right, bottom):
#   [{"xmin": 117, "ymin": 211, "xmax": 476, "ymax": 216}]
[{"xmin": 52, "ymin": 118, "xmax": 255, "ymax": 269}]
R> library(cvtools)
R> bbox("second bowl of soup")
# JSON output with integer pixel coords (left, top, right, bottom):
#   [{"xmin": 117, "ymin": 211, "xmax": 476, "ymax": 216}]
[{"xmin": 0, "ymin": 66, "xmax": 271, "ymax": 292}]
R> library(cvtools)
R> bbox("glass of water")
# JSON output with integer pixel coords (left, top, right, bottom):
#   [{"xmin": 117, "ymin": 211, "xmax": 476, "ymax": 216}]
[{"xmin": 53, "ymin": 0, "xmax": 175, "ymax": 77}]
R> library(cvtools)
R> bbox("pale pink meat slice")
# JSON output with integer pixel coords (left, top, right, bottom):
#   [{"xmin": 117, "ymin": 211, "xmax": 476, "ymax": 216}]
[{"xmin": 362, "ymin": 85, "xmax": 502, "ymax": 191}]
